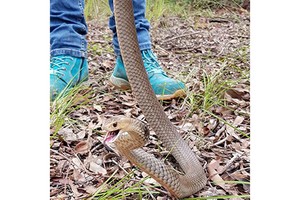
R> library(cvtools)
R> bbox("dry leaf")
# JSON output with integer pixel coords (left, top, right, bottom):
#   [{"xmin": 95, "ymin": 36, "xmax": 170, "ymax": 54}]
[
  {"xmin": 241, "ymin": 139, "xmax": 250, "ymax": 148},
  {"xmin": 123, "ymin": 163, "xmax": 131, "ymax": 169},
  {"xmin": 93, "ymin": 104, "xmax": 102, "ymax": 112},
  {"xmin": 119, "ymin": 94, "xmax": 133, "ymax": 101},
  {"xmin": 84, "ymin": 185, "xmax": 98, "ymax": 194},
  {"xmin": 122, "ymin": 101, "xmax": 136, "ymax": 107},
  {"xmin": 231, "ymin": 142, "xmax": 242, "ymax": 151},
  {"xmin": 103, "ymin": 152, "xmax": 119, "ymax": 162},
  {"xmin": 89, "ymin": 162, "xmax": 107, "ymax": 175},
  {"xmin": 225, "ymin": 124, "xmax": 242, "ymax": 142},
  {"xmin": 232, "ymin": 98, "xmax": 247, "ymax": 106},
  {"xmin": 207, "ymin": 160, "xmax": 226, "ymax": 189},
  {"xmin": 102, "ymin": 60, "xmax": 113, "ymax": 69},
  {"xmin": 144, "ymin": 177, "xmax": 159, "ymax": 185},
  {"xmin": 226, "ymin": 89, "xmax": 244, "ymax": 99},
  {"xmin": 157, "ymin": 196, "xmax": 168, "ymax": 200},
  {"xmin": 233, "ymin": 116, "xmax": 244, "ymax": 126},
  {"xmin": 73, "ymin": 169, "xmax": 86, "ymax": 182},
  {"xmin": 68, "ymin": 180, "xmax": 80, "ymax": 198},
  {"xmin": 208, "ymin": 119, "xmax": 218, "ymax": 130},
  {"xmin": 72, "ymin": 157, "xmax": 81, "ymax": 168},
  {"xmin": 75, "ymin": 141, "xmax": 90, "ymax": 154},
  {"xmin": 142, "ymin": 172, "xmax": 159, "ymax": 185},
  {"xmin": 215, "ymin": 106, "xmax": 233, "ymax": 116},
  {"xmin": 201, "ymin": 126, "xmax": 210, "ymax": 136},
  {"xmin": 231, "ymin": 171, "xmax": 248, "ymax": 180},
  {"xmin": 58, "ymin": 127, "xmax": 77, "ymax": 141},
  {"xmin": 58, "ymin": 178, "xmax": 70, "ymax": 185},
  {"xmin": 224, "ymin": 92, "xmax": 233, "ymax": 102},
  {"xmin": 215, "ymin": 125, "xmax": 226, "ymax": 137},
  {"xmin": 77, "ymin": 131, "xmax": 86, "ymax": 139},
  {"xmin": 50, "ymin": 188, "xmax": 62, "ymax": 196},
  {"xmin": 182, "ymin": 122, "xmax": 194, "ymax": 132}
]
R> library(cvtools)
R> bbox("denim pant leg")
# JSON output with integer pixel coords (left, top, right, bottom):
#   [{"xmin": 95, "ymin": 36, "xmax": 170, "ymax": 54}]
[
  {"xmin": 108, "ymin": 0, "xmax": 152, "ymax": 56},
  {"xmin": 50, "ymin": 0, "xmax": 88, "ymax": 58}
]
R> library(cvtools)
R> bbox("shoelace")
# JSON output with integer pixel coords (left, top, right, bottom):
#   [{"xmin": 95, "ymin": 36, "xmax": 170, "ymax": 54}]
[
  {"xmin": 50, "ymin": 56, "xmax": 73, "ymax": 77},
  {"xmin": 142, "ymin": 50, "xmax": 167, "ymax": 76}
]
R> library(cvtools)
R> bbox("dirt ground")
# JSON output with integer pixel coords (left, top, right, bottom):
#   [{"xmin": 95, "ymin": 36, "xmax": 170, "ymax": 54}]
[{"xmin": 50, "ymin": 8, "xmax": 250, "ymax": 200}]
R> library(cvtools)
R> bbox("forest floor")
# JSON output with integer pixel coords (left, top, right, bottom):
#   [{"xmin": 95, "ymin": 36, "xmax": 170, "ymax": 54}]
[{"xmin": 50, "ymin": 7, "xmax": 250, "ymax": 200}]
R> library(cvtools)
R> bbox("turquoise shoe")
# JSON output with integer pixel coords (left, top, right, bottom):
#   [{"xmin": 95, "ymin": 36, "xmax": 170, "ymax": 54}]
[
  {"xmin": 50, "ymin": 55, "xmax": 88, "ymax": 101},
  {"xmin": 109, "ymin": 49, "xmax": 186, "ymax": 100}
]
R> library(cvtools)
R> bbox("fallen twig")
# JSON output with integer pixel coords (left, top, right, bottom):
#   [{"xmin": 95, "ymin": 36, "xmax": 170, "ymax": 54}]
[
  {"xmin": 162, "ymin": 31, "xmax": 202, "ymax": 43},
  {"xmin": 207, "ymin": 18, "xmax": 230, "ymax": 23},
  {"xmin": 219, "ymin": 153, "xmax": 242, "ymax": 174}
]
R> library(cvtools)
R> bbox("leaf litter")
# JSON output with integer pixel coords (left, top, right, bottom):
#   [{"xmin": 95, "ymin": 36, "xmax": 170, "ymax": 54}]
[{"xmin": 50, "ymin": 9, "xmax": 250, "ymax": 200}]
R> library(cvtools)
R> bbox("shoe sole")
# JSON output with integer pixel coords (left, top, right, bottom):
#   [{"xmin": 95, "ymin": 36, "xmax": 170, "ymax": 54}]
[
  {"xmin": 109, "ymin": 75, "xmax": 131, "ymax": 90},
  {"xmin": 109, "ymin": 75, "xmax": 186, "ymax": 100},
  {"xmin": 156, "ymin": 89, "xmax": 186, "ymax": 100}
]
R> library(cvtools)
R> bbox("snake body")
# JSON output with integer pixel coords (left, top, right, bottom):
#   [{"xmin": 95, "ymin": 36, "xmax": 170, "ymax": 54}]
[{"xmin": 106, "ymin": 0, "xmax": 207, "ymax": 198}]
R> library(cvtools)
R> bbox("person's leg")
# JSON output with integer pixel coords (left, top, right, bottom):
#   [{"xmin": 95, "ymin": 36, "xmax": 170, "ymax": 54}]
[
  {"xmin": 108, "ymin": 0, "xmax": 151, "ymax": 56},
  {"xmin": 108, "ymin": 0, "xmax": 186, "ymax": 100},
  {"xmin": 50, "ymin": 0, "xmax": 89, "ymax": 100}
]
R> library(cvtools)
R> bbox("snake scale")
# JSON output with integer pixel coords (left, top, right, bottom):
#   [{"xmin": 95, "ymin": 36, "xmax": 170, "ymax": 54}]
[{"xmin": 105, "ymin": 0, "xmax": 207, "ymax": 198}]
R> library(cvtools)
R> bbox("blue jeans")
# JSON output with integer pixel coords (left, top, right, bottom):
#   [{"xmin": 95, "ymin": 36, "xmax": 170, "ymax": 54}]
[{"xmin": 50, "ymin": 0, "xmax": 151, "ymax": 58}]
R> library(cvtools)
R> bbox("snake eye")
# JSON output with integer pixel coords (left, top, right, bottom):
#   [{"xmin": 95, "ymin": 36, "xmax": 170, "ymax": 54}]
[{"xmin": 112, "ymin": 122, "xmax": 117, "ymax": 128}]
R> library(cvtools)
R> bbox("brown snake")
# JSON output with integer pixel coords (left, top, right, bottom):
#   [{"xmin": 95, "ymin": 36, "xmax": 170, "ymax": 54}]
[{"xmin": 103, "ymin": 0, "xmax": 207, "ymax": 198}]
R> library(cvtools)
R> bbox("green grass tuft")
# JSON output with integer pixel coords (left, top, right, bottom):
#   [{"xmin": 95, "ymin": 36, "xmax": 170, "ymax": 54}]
[
  {"xmin": 84, "ymin": 0, "xmax": 246, "ymax": 22},
  {"xmin": 186, "ymin": 64, "xmax": 241, "ymax": 114},
  {"xmin": 89, "ymin": 170, "xmax": 159, "ymax": 200},
  {"xmin": 146, "ymin": 0, "xmax": 167, "ymax": 22},
  {"xmin": 84, "ymin": 0, "xmax": 111, "ymax": 20},
  {"xmin": 50, "ymin": 82, "xmax": 92, "ymax": 138}
]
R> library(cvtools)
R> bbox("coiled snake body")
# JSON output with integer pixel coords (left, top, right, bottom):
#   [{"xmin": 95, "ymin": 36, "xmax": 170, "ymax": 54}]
[{"xmin": 103, "ymin": 0, "xmax": 207, "ymax": 198}]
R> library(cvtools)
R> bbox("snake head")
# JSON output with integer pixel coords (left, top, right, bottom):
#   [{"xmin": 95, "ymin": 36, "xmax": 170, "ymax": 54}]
[
  {"xmin": 102, "ymin": 116, "xmax": 132, "ymax": 144},
  {"xmin": 102, "ymin": 116, "xmax": 149, "ymax": 145}
]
